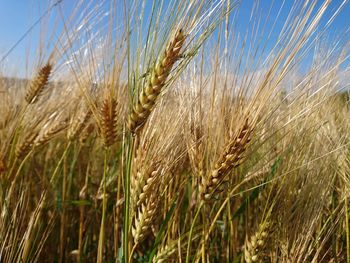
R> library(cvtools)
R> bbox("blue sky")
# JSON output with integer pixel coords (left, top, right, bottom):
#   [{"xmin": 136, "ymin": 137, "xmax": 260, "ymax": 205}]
[{"xmin": 0, "ymin": 0, "xmax": 349, "ymax": 77}]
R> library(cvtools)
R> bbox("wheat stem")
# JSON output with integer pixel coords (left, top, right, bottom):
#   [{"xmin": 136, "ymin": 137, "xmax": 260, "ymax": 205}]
[
  {"xmin": 97, "ymin": 149, "xmax": 108, "ymax": 263},
  {"xmin": 123, "ymin": 134, "xmax": 134, "ymax": 262}
]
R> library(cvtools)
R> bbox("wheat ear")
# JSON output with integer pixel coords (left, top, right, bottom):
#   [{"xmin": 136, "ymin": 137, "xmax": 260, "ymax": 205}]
[
  {"xmin": 153, "ymin": 233, "xmax": 201, "ymax": 263},
  {"xmin": 131, "ymin": 168, "xmax": 159, "ymax": 209},
  {"xmin": 128, "ymin": 29, "xmax": 186, "ymax": 133},
  {"xmin": 131, "ymin": 145, "xmax": 164, "ymax": 244},
  {"xmin": 244, "ymin": 220, "xmax": 272, "ymax": 263},
  {"xmin": 34, "ymin": 120, "xmax": 68, "ymax": 147},
  {"xmin": 200, "ymin": 119, "xmax": 253, "ymax": 200},
  {"xmin": 153, "ymin": 243, "xmax": 178, "ymax": 263},
  {"xmin": 132, "ymin": 191, "xmax": 161, "ymax": 244},
  {"xmin": 25, "ymin": 63, "xmax": 52, "ymax": 104},
  {"xmin": 131, "ymin": 164, "xmax": 161, "ymax": 244},
  {"xmin": 79, "ymin": 122, "xmax": 95, "ymax": 144},
  {"xmin": 99, "ymin": 98, "xmax": 118, "ymax": 147},
  {"xmin": 15, "ymin": 132, "xmax": 39, "ymax": 158},
  {"xmin": 68, "ymin": 109, "xmax": 92, "ymax": 141}
]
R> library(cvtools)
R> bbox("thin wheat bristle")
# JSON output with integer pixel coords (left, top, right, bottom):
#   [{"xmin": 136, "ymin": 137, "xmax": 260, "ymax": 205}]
[
  {"xmin": 200, "ymin": 119, "xmax": 253, "ymax": 200},
  {"xmin": 128, "ymin": 29, "xmax": 186, "ymax": 133},
  {"xmin": 100, "ymin": 98, "xmax": 118, "ymax": 147},
  {"xmin": 25, "ymin": 63, "xmax": 52, "ymax": 104}
]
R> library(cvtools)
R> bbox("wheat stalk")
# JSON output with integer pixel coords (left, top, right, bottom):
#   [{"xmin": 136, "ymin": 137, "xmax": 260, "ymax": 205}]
[
  {"xmin": 128, "ymin": 29, "xmax": 186, "ymax": 133},
  {"xmin": 25, "ymin": 63, "xmax": 52, "ymax": 104}
]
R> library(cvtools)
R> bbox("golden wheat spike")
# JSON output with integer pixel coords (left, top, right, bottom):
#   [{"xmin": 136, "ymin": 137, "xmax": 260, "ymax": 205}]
[
  {"xmin": 130, "ymin": 147, "xmax": 160, "ymax": 208},
  {"xmin": 152, "ymin": 243, "xmax": 177, "ymax": 263},
  {"xmin": 244, "ymin": 221, "xmax": 272, "ymax": 263},
  {"xmin": 25, "ymin": 63, "xmax": 52, "ymax": 104},
  {"xmin": 128, "ymin": 29, "xmax": 186, "ymax": 133},
  {"xmin": 200, "ymin": 119, "xmax": 253, "ymax": 201},
  {"xmin": 100, "ymin": 98, "xmax": 118, "ymax": 147},
  {"xmin": 79, "ymin": 122, "xmax": 95, "ymax": 145},
  {"xmin": 130, "ymin": 153, "xmax": 161, "ymax": 243},
  {"xmin": 132, "ymin": 193, "xmax": 160, "ymax": 244},
  {"xmin": 34, "ymin": 120, "xmax": 68, "ymax": 147},
  {"xmin": 15, "ymin": 132, "xmax": 38, "ymax": 158},
  {"xmin": 68, "ymin": 110, "xmax": 92, "ymax": 141}
]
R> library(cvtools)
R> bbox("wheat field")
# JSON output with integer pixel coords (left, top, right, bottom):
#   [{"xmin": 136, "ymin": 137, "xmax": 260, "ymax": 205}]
[{"xmin": 0, "ymin": 0, "xmax": 350, "ymax": 262}]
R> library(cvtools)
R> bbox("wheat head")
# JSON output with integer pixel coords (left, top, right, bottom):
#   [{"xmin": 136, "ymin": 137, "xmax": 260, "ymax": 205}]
[
  {"xmin": 25, "ymin": 63, "xmax": 52, "ymax": 104},
  {"xmin": 200, "ymin": 119, "xmax": 253, "ymax": 200},
  {"xmin": 99, "ymin": 98, "xmax": 118, "ymax": 147},
  {"xmin": 128, "ymin": 29, "xmax": 186, "ymax": 133}
]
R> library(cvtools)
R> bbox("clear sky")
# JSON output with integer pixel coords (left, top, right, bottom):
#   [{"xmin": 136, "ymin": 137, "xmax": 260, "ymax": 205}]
[
  {"xmin": 0, "ymin": 0, "xmax": 76, "ymax": 76},
  {"xmin": 0, "ymin": 0, "xmax": 349, "ymax": 77}
]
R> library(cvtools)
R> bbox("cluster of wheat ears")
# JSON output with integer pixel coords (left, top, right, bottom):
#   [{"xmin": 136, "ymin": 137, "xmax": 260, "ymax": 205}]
[{"xmin": 0, "ymin": 0, "xmax": 350, "ymax": 262}]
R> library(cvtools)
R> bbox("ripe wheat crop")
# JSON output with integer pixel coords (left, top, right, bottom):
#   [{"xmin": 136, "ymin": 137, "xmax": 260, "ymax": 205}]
[{"xmin": 0, "ymin": 0, "xmax": 350, "ymax": 262}]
